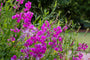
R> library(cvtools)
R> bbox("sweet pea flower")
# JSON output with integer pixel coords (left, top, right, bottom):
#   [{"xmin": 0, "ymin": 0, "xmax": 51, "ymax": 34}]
[
  {"xmin": 59, "ymin": 37, "xmax": 62, "ymax": 42},
  {"xmin": 77, "ymin": 43, "xmax": 88, "ymax": 51},
  {"xmin": 24, "ymin": 1, "xmax": 31, "ymax": 11},
  {"xmin": 63, "ymin": 25, "xmax": 68, "ymax": 31},
  {"xmin": 78, "ymin": 52, "xmax": 83, "ymax": 59},
  {"xmin": 11, "ymin": 55, "xmax": 17, "ymax": 60},
  {"xmin": 54, "ymin": 47, "xmax": 59, "ymax": 51},
  {"xmin": 11, "ymin": 37, "xmax": 15, "ymax": 42}
]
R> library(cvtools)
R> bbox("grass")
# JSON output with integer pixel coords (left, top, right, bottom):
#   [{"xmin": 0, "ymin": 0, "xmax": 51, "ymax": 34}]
[{"xmin": 77, "ymin": 32, "xmax": 90, "ymax": 52}]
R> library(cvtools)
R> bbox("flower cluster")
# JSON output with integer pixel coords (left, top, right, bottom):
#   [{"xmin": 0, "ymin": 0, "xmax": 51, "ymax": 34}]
[
  {"xmin": 24, "ymin": 1, "xmax": 31, "ymax": 11},
  {"xmin": 13, "ymin": 0, "xmax": 24, "ymax": 9},
  {"xmin": 77, "ymin": 43, "xmax": 88, "ymax": 51},
  {"xmin": 12, "ymin": 1, "xmax": 33, "ymax": 27},
  {"xmin": 10, "ymin": 1, "xmax": 88, "ymax": 60},
  {"xmin": 16, "ymin": 20, "xmax": 64, "ymax": 60},
  {"xmin": 30, "ymin": 44, "xmax": 46, "ymax": 58},
  {"xmin": 11, "ymin": 28, "xmax": 20, "ymax": 33},
  {"xmin": 20, "ymin": 44, "xmax": 46, "ymax": 60},
  {"xmin": 73, "ymin": 52, "xmax": 83, "ymax": 60},
  {"xmin": 16, "ymin": 0, "xmax": 24, "ymax": 4}
]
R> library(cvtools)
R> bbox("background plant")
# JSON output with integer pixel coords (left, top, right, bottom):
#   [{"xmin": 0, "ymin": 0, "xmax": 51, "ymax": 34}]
[
  {"xmin": 0, "ymin": 0, "xmax": 23, "ymax": 59},
  {"xmin": 17, "ymin": 0, "xmax": 90, "ymax": 29}
]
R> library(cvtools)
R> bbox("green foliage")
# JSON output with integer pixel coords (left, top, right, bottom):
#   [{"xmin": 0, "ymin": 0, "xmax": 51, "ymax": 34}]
[
  {"xmin": 29, "ymin": 0, "xmax": 90, "ymax": 28},
  {"xmin": 0, "ymin": 1, "xmax": 22, "ymax": 60}
]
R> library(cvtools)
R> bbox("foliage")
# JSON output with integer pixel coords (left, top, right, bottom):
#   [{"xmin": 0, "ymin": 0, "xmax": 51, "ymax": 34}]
[
  {"xmin": 22, "ymin": 0, "xmax": 90, "ymax": 28},
  {"xmin": 0, "ymin": 1, "xmax": 22, "ymax": 59}
]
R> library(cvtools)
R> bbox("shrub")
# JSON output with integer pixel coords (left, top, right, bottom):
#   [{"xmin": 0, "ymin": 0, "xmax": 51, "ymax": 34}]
[
  {"xmin": 0, "ymin": 0, "xmax": 88, "ymax": 60},
  {"xmin": 10, "ymin": 1, "xmax": 88, "ymax": 60}
]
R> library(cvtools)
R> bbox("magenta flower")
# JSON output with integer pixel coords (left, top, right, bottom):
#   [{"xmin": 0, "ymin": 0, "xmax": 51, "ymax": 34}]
[
  {"xmin": 20, "ymin": 0, "xmax": 24, "ymax": 4},
  {"xmin": 11, "ymin": 55, "xmax": 17, "ymax": 60},
  {"xmin": 82, "ymin": 43, "xmax": 88, "ymax": 50},
  {"xmin": 77, "ymin": 43, "xmax": 88, "ymax": 51},
  {"xmin": 59, "ymin": 37, "xmax": 62, "ymax": 42},
  {"xmin": 54, "ymin": 58, "xmax": 57, "ymax": 60},
  {"xmin": 21, "ymin": 49, "xmax": 24, "ymax": 53},
  {"xmin": 29, "ymin": 44, "xmax": 46, "ymax": 58},
  {"xmin": 54, "ymin": 47, "xmax": 59, "ymax": 51},
  {"xmin": 48, "ymin": 42, "xmax": 53, "ymax": 46},
  {"xmin": 16, "ymin": 0, "xmax": 19, "ymax": 1},
  {"xmin": 12, "ymin": 15, "xmax": 17, "ymax": 19},
  {"xmin": 24, "ymin": 1, "xmax": 31, "ymax": 11},
  {"xmin": 41, "ymin": 35, "xmax": 46, "ymax": 40},
  {"xmin": 11, "ymin": 37, "xmax": 15, "ymax": 41},
  {"xmin": 63, "ymin": 25, "xmax": 68, "ymax": 31},
  {"xmin": 10, "ymin": 28, "xmax": 20, "ymax": 33},
  {"xmin": 13, "ymin": 6, "xmax": 16, "ymax": 9},
  {"xmin": 7, "ymin": 39, "xmax": 10, "ymax": 41},
  {"xmin": 78, "ymin": 52, "xmax": 83, "ymax": 59},
  {"xmin": 45, "ymin": 20, "xmax": 50, "ymax": 27},
  {"xmin": 24, "ymin": 39, "xmax": 33, "ymax": 47},
  {"xmin": 16, "ymin": 0, "xmax": 24, "ymax": 4}
]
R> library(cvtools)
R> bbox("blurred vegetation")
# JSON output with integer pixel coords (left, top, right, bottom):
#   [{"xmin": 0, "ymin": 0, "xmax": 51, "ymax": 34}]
[
  {"xmin": 1, "ymin": 0, "xmax": 90, "ymax": 28},
  {"xmin": 23, "ymin": 0, "xmax": 90, "ymax": 28},
  {"xmin": 0, "ymin": 1, "xmax": 22, "ymax": 59}
]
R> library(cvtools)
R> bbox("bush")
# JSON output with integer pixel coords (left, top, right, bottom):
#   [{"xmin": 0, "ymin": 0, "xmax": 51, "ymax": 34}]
[{"xmin": 0, "ymin": 0, "xmax": 88, "ymax": 60}]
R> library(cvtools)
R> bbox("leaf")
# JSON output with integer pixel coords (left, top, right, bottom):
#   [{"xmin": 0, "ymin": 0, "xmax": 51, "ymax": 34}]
[{"xmin": 33, "ymin": 15, "xmax": 41, "ymax": 24}]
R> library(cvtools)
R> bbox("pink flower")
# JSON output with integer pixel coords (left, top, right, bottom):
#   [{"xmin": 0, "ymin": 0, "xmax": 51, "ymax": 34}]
[
  {"xmin": 77, "ymin": 43, "xmax": 88, "ymax": 51},
  {"xmin": 10, "ymin": 29, "xmax": 13, "ymax": 31},
  {"xmin": 24, "ymin": 39, "xmax": 33, "ymax": 47},
  {"xmin": 63, "ymin": 25, "xmax": 68, "ymax": 31},
  {"xmin": 54, "ymin": 47, "xmax": 59, "ymax": 51},
  {"xmin": 78, "ymin": 52, "xmax": 83, "ymax": 59},
  {"xmin": 24, "ymin": 1, "xmax": 31, "ymax": 11},
  {"xmin": 59, "ymin": 37, "xmax": 62, "ymax": 42},
  {"xmin": 29, "ymin": 44, "xmax": 46, "ymax": 58},
  {"xmin": 12, "ymin": 15, "xmax": 16, "ymax": 19},
  {"xmin": 48, "ymin": 42, "xmax": 53, "ymax": 46},
  {"xmin": 45, "ymin": 20, "xmax": 50, "ymax": 27},
  {"xmin": 13, "ymin": 6, "xmax": 16, "ymax": 9},
  {"xmin": 0, "ymin": 9, "xmax": 1, "ymax": 11},
  {"xmin": 20, "ymin": 0, "xmax": 24, "ymax": 4},
  {"xmin": 16, "ymin": 0, "xmax": 19, "ymax": 1},
  {"xmin": 10, "ymin": 28, "xmax": 20, "ymax": 33},
  {"xmin": 21, "ymin": 49, "xmax": 24, "ymax": 53},
  {"xmin": 11, "ymin": 55, "xmax": 17, "ymax": 60},
  {"xmin": 1, "ymin": 3, "xmax": 3, "ymax": 6},
  {"xmin": 41, "ymin": 35, "xmax": 46, "ymax": 40},
  {"xmin": 16, "ymin": 0, "xmax": 24, "ymax": 4},
  {"xmin": 17, "ymin": 18, "xmax": 21, "ymax": 23},
  {"xmin": 7, "ymin": 39, "xmax": 10, "ymax": 41},
  {"xmin": 11, "ymin": 37, "xmax": 15, "ymax": 41}
]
